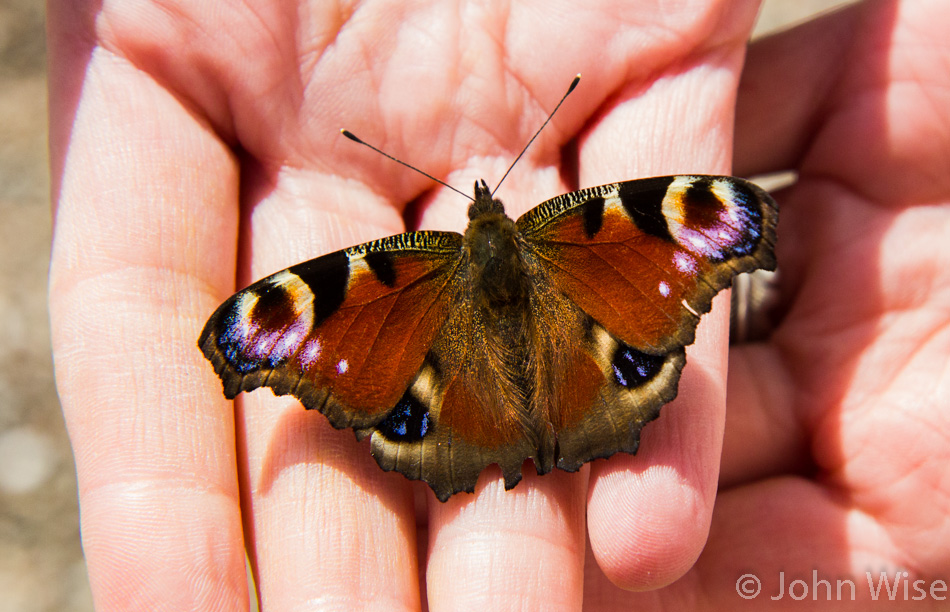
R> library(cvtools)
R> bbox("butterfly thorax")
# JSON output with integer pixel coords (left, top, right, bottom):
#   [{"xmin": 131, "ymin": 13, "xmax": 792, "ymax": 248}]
[{"xmin": 464, "ymin": 181, "xmax": 530, "ymax": 311}]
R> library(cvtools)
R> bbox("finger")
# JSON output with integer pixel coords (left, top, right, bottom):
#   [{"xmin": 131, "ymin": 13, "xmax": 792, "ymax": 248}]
[
  {"xmin": 427, "ymin": 470, "xmax": 588, "ymax": 611},
  {"xmin": 576, "ymin": 12, "xmax": 757, "ymax": 587},
  {"xmin": 585, "ymin": 300, "xmax": 731, "ymax": 589},
  {"xmin": 738, "ymin": 0, "xmax": 950, "ymax": 200},
  {"xmin": 233, "ymin": 172, "xmax": 424, "ymax": 608},
  {"xmin": 725, "ymin": 6, "xmax": 870, "ymax": 489},
  {"xmin": 48, "ymin": 9, "xmax": 247, "ymax": 610}
]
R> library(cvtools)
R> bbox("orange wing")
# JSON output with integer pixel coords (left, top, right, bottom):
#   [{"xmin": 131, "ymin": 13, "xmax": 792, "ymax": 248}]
[
  {"xmin": 517, "ymin": 175, "xmax": 778, "ymax": 470},
  {"xmin": 199, "ymin": 231, "xmax": 463, "ymax": 432}
]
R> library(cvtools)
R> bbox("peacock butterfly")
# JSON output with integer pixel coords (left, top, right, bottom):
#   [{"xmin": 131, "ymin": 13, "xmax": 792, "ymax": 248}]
[{"xmin": 198, "ymin": 78, "xmax": 778, "ymax": 502}]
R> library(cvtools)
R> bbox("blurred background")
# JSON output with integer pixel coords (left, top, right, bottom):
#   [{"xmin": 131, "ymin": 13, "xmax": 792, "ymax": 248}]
[{"xmin": 0, "ymin": 1, "xmax": 855, "ymax": 610}]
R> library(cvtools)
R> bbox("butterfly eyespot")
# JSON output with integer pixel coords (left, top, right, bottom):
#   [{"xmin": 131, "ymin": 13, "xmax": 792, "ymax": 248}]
[
  {"xmin": 611, "ymin": 345, "xmax": 666, "ymax": 389},
  {"xmin": 377, "ymin": 392, "xmax": 430, "ymax": 442},
  {"xmin": 663, "ymin": 177, "xmax": 767, "ymax": 262},
  {"xmin": 212, "ymin": 276, "xmax": 317, "ymax": 375}
]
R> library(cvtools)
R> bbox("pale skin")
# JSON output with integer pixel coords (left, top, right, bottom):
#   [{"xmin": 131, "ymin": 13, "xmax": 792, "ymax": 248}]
[{"xmin": 47, "ymin": 0, "xmax": 950, "ymax": 609}]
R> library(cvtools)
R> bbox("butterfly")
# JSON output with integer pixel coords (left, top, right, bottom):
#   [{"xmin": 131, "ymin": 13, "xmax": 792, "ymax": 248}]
[{"xmin": 199, "ymin": 168, "xmax": 778, "ymax": 502}]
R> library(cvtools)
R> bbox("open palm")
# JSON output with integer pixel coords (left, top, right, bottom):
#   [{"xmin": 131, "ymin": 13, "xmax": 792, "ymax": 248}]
[{"xmin": 48, "ymin": 0, "xmax": 949, "ymax": 610}]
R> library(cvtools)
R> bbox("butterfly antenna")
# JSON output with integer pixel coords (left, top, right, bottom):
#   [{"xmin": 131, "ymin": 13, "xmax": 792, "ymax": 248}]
[
  {"xmin": 340, "ymin": 129, "xmax": 475, "ymax": 202},
  {"xmin": 491, "ymin": 74, "xmax": 581, "ymax": 198}
]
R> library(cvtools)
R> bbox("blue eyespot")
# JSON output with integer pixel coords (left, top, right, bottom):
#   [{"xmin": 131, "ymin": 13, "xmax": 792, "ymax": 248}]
[
  {"xmin": 377, "ymin": 392, "xmax": 430, "ymax": 441},
  {"xmin": 612, "ymin": 344, "xmax": 664, "ymax": 388}
]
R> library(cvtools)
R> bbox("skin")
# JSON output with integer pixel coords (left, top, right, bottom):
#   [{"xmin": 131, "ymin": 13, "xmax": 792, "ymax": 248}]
[{"xmin": 47, "ymin": 0, "xmax": 950, "ymax": 609}]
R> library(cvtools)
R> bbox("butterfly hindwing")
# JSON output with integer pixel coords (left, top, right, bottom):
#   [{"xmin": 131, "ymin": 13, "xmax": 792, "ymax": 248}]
[{"xmin": 366, "ymin": 311, "xmax": 546, "ymax": 501}]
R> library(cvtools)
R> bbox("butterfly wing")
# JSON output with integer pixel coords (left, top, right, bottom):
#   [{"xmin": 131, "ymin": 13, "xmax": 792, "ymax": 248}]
[
  {"xmin": 199, "ymin": 231, "xmax": 465, "ymax": 433},
  {"xmin": 517, "ymin": 175, "xmax": 778, "ymax": 470}
]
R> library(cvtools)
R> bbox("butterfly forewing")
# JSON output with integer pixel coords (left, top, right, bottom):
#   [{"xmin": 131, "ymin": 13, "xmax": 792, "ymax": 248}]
[
  {"xmin": 518, "ymin": 176, "xmax": 777, "ymax": 353},
  {"xmin": 199, "ymin": 231, "xmax": 464, "ymax": 431}
]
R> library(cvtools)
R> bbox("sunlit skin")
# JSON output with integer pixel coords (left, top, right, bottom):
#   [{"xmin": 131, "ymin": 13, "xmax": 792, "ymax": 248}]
[{"xmin": 48, "ymin": 0, "xmax": 949, "ymax": 610}]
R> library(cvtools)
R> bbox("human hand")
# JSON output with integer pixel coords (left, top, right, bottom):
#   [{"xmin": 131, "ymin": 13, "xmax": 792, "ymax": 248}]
[
  {"xmin": 586, "ymin": 0, "xmax": 950, "ymax": 608},
  {"xmin": 43, "ymin": 0, "xmax": 904, "ymax": 609}
]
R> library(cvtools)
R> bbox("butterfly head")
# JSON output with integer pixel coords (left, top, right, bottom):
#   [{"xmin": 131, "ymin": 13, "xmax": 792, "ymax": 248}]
[{"xmin": 467, "ymin": 179, "xmax": 505, "ymax": 220}]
